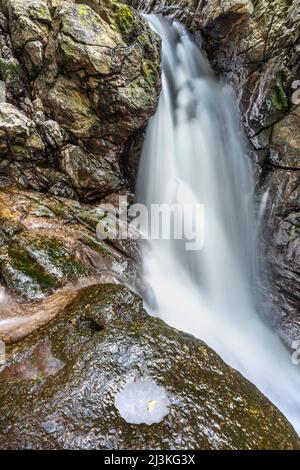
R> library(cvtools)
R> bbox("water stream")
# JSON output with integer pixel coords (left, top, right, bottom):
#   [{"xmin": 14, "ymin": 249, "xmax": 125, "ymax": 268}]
[{"xmin": 137, "ymin": 15, "xmax": 300, "ymax": 433}]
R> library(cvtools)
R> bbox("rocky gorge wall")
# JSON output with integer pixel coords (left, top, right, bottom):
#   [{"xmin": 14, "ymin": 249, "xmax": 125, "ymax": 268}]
[
  {"xmin": 0, "ymin": 0, "xmax": 161, "ymax": 200},
  {"xmin": 131, "ymin": 0, "xmax": 300, "ymax": 342},
  {"xmin": 0, "ymin": 0, "xmax": 161, "ymax": 320}
]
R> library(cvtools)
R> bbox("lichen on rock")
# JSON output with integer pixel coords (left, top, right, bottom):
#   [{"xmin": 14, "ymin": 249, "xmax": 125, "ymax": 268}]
[
  {"xmin": 0, "ymin": 0, "xmax": 161, "ymax": 200},
  {"xmin": 0, "ymin": 283, "xmax": 298, "ymax": 449},
  {"xmin": 0, "ymin": 188, "xmax": 140, "ymax": 304}
]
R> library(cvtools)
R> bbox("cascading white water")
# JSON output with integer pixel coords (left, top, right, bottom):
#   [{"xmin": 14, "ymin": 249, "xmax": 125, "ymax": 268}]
[{"xmin": 137, "ymin": 15, "xmax": 300, "ymax": 433}]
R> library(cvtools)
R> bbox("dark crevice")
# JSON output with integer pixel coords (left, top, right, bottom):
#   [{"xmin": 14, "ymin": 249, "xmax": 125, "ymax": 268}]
[{"xmin": 75, "ymin": 316, "xmax": 104, "ymax": 332}]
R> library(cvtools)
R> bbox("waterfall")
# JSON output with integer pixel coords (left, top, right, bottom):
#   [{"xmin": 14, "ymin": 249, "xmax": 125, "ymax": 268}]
[{"xmin": 136, "ymin": 15, "xmax": 300, "ymax": 433}]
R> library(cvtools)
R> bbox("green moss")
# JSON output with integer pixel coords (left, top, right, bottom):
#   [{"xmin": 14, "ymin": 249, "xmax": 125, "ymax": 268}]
[
  {"xmin": 141, "ymin": 61, "xmax": 160, "ymax": 87},
  {"xmin": 0, "ymin": 59, "xmax": 22, "ymax": 78},
  {"xmin": 26, "ymin": 133, "xmax": 44, "ymax": 151},
  {"xmin": 248, "ymin": 405, "xmax": 261, "ymax": 417},
  {"xmin": 74, "ymin": 3, "xmax": 99, "ymax": 28},
  {"xmin": 27, "ymin": 196, "xmax": 106, "ymax": 231},
  {"xmin": 79, "ymin": 233, "xmax": 113, "ymax": 259},
  {"xmin": 78, "ymin": 4, "xmax": 90, "ymax": 16},
  {"xmin": 271, "ymin": 75, "xmax": 288, "ymax": 110},
  {"xmin": 78, "ymin": 208, "xmax": 107, "ymax": 229},
  {"xmin": 0, "ymin": 243, "xmax": 57, "ymax": 299},
  {"xmin": 30, "ymin": 205, "xmax": 55, "ymax": 218},
  {"xmin": 0, "ymin": 58, "xmax": 23, "ymax": 96},
  {"xmin": 11, "ymin": 145, "xmax": 28, "ymax": 159},
  {"xmin": 116, "ymin": 4, "xmax": 134, "ymax": 31},
  {"xmin": 20, "ymin": 234, "xmax": 90, "ymax": 280},
  {"xmin": 32, "ymin": 3, "xmax": 51, "ymax": 22},
  {"xmin": 137, "ymin": 33, "xmax": 153, "ymax": 49},
  {"xmin": 36, "ymin": 5, "xmax": 50, "ymax": 17},
  {"xmin": 36, "ymin": 199, "xmax": 75, "ymax": 222},
  {"xmin": 109, "ymin": 2, "xmax": 135, "ymax": 35},
  {"xmin": 60, "ymin": 36, "xmax": 79, "ymax": 62}
]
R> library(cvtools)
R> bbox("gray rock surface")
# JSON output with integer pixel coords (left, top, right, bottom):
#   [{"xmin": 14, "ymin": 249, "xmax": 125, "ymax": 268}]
[{"xmin": 0, "ymin": 0, "xmax": 161, "ymax": 200}]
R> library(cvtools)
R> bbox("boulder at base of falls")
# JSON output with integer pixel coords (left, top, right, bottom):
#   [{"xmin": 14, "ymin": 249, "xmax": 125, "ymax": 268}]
[{"xmin": 0, "ymin": 283, "xmax": 298, "ymax": 450}]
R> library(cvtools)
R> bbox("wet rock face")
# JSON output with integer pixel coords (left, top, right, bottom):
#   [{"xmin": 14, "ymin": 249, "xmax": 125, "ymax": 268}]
[
  {"xmin": 131, "ymin": 0, "xmax": 255, "ymax": 33},
  {"xmin": 60, "ymin": 144, "xmax": 123, "ymax": 200},
  {"xmin": 270, "ymin": 106, "xmax": 300, "ymax": 169},
  {"xmin": 257, "ymin": 169, "xmax": 300, "ymax": 341},
  {"xmin": 131, "ymin": 0, "xmax": 300, "ymax": 338},
  {"xmin": 0, "ymin": 0, "xmax": 161, "ymax": 200},
  {"xmin": 0, "ymin": 283, "xmax": 298, "ymax": 450},
  {"xmin": 0, "ymin": 188, "xmax": 140, "ymax": 304},
  {"xmin": 0, "ymin": 103, "xmax": 45, "ymax": 161}
]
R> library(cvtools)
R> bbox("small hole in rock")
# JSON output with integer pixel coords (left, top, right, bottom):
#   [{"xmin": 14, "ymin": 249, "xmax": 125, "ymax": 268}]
[{"xmin": 76, "ymin": 317, "xmax": 104, "ymax": 332}]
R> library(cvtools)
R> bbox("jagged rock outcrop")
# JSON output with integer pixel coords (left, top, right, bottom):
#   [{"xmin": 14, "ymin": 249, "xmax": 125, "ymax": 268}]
[
  {"xmin": 131, "ymin": 0, "xmax": 300, "ymax": 340},
  {"xmin": 0, "ymin": 0, "xmax": 160, "ymax": 200},
  {"xmin": 0, "ymin": 283, "xmax": 298, "ymax": 450}
]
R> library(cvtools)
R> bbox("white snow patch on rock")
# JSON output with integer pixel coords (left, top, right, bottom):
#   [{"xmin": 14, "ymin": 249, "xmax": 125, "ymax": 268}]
[{"xmin": 115, "ymin": 379, "xmax": 170, "ymax": 425}]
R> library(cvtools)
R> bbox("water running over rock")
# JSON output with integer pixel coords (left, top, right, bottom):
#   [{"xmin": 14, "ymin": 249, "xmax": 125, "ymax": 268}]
[{"xmin": 137, "ymin": 15, "xmax": 300, "ymax": 433}]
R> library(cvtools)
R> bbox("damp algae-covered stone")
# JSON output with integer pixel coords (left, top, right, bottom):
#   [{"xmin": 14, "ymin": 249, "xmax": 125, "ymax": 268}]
[
  {"xmin": 0, "ymin": 283, "xmax": 298, "ymax": 450},
  {"xmin": 0, "ymin": 188, "xmax": 140, "ymax": 303}
]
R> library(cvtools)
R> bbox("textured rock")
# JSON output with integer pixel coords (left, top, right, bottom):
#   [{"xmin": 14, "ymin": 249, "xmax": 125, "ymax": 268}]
[
  {"xmin": 0, "ymin": 188, "xmax": 139, "ymax": 304},
  {"xmin": 0, "ymin": 0, "xmax": 161, "ymax": 200},
  {"xmin": 270, "ymin": 106, "xmax": 300, "ymax": 169},
  {"xmin": 131, "ymin": 0, "xmax": 298, "ymax": 133},
  {"xmin": 0, "ymin": 283, "xmax": 298, "ymax": 450},
  {"xmin": 257, "ymin": 169, "xmax": 300, "ymax": 341},
  {"xmin": 60, "ymin": 144, "xmax": 123, "ymax": 200},
  {"xmin": 0, "ymin": 103, "xmax": 44, "ymax": 160}
]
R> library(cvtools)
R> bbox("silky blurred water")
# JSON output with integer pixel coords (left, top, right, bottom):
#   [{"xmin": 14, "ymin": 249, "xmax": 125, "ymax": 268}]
[{"xmin": 137, "ymin": 15, "xmax": 300, "ymax": 433}]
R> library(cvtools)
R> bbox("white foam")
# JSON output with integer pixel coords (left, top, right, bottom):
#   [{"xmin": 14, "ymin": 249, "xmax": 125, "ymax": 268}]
[{"xmin": 137, "ymin": 15, "xmax": 300, "ymax": 434}]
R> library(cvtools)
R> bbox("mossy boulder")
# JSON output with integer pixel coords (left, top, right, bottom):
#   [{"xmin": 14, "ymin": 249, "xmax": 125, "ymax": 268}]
[
  {"xmin": 33, "ymin": 0, "xmax": 161, "ymax": 196},
  {"xmin": 0, "ymin": 242, "xmax": 58, "ymax": 299},
  {"xmin": 0, "ymin": 231, "xmax": 94, "ymax": 300},
  {"xmin": 0, "ymin": 283, "xmax": 298, "ymax": 449},
  {"xmin": 0, "ymin": 188, "xmax": 139, "ymax": 304},
  {"xmin": 4, "ymin": 0, "xmax": 50, "ymax": 76}
]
